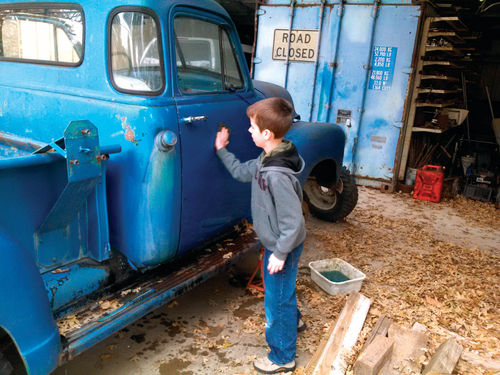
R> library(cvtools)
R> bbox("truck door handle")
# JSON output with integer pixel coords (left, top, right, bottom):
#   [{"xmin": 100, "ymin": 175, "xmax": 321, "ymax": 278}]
[{"xmin": 182, "ymin": 115, "xmax": 208, "ymax": 124}]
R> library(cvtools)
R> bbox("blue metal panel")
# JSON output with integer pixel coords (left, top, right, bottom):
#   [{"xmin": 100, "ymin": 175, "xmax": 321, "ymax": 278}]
[
  {"xmin": 170, "ymin": 6, "xmax": 259, "ymax": 254},
  {"xmin": 254, "ymin": 1, "xmax": 421, "ymax": 184},
  {"xmin": 353, "ymin": 5, "xmax": 419, "ymax": 181},
  {"xmin": 0, "ymin": 125, "xmax": 116, "ymax": 313},
  {"xmin": 254, "ymin": 6, "xmax": 290, "ymax": 100},
  {"xmin": 325, "ymin": 3, "xmax": 379, "ymax": 171},
  {"xmin": 280, "ymin": 5, "xmax": 321, "ymax": 119},
  {"xmin": 42, "ymin": 264, "xmax": 110, "ymax": 311},
  {"xmin": 0, "ymin": 228, "xmax": 60, "ymax": 375},
  {"xmin": 37, "ymin": 122, "xmax": 102, "ymax": 234}
]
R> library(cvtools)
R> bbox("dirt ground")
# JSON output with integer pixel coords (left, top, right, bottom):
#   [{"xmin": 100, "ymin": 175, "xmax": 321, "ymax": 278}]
[{"xmin": 53, "ymin": 187, "xmax": 499, "ymax": 375}]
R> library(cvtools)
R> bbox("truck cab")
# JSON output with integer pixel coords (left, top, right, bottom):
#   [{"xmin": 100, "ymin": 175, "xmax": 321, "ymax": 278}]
[{"xmin": 0, "ymin": 1, "xmax": 356, "ymax": 374}]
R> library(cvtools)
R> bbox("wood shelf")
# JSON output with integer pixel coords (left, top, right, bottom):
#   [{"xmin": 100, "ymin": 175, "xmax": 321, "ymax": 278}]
[
  {"xmin": 412, "ymin": 127, "xmax": 444, "ymax": 133},
  {"xmin": 425, "ymin": 46, "xmax": 455, "ymax": 52},
  {"xmin": 399, "ymin": 13, "xmax": 475, "ymax": 182},
  {"xmin": 427, "ymin": 31, "xmax": 465, "ymax": 44},
  {"xmin": 415, "ymin": 100, "xmax": 456, "ymax": 108},
  {"xmin": 422, "ymin": 60, "xmax": 462, "ymax": 69},
  {"xmin": 429, "ymin": 17, "xmax": 468, "ymax": 32},
  {"xmin": 420, "ymin": 74, "xmax": 459, "ymax": 81},
  {"xmin": 418, "ymin": 88, "xmax": 459, "ymax": 94}
]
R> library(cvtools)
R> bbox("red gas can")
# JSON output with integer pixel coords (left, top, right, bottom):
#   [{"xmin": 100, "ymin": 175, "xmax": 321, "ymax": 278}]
[{"xmin": 413, "ymin": 165, "xmax": 444, "ymax": 203}]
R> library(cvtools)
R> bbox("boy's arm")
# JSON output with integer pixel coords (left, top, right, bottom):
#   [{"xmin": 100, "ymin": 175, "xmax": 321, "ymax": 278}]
[
  {"xmin": 216, "ymin": 148, "xmax": 257, "ymax": 183},
  {"xmin": 268, "ymin": 173, "xmax": 304, "ymax": 261},
  {"xmin": 215, "ymin": 127, "xmax": 257, "ymax": 183}
]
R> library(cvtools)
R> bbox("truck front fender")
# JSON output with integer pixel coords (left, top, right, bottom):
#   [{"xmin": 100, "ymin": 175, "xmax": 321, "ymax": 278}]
[
  {"xmin": 0, "ymin": 228, "xmax": 60, "ymax": 375},
  {"xmin": 286, "ymin": 121, "xmax": 346, "ymax": 186}
]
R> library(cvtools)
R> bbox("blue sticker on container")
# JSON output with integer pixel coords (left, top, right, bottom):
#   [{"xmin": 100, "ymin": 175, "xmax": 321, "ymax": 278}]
[{"xmin": 368, "ymin": 46, "xmax": 398, "ymax": 91}]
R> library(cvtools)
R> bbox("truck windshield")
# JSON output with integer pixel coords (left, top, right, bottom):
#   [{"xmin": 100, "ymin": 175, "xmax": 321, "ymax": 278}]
[
  {"xmin": 110, "ymin": 10, "xmax": 164, "ymax": 94},
  {"xmin": 0, "ymin": 6, "xmax": 83, "ymax": 65}
]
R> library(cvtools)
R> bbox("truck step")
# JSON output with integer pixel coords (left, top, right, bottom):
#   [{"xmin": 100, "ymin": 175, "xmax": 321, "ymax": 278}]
[{"xmin": 57, "ymin": 228, "xmax": 259, "ymax": 363}]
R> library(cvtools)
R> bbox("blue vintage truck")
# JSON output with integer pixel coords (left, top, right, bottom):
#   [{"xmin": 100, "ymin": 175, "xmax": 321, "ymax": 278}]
[{"xmin": 0, "ymin": 0, "xmax": 357, "ymax": 373}]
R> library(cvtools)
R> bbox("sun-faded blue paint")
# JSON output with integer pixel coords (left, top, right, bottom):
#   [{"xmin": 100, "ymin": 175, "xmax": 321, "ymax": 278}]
[
  {"xmin": 0, "ymin": 123, "xmax": 116, "ymax": 374},
  {"xmin": 42, "ymin": 264, "xmax": 110, "ymax": 312},
  {"xmin": 254, "ymin": 1, "xmax": 420, "ymax": 184}
]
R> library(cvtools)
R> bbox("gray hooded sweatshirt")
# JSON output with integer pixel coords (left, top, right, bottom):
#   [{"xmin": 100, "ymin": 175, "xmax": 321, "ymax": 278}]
[{"xmin": 216, "ymin": 140, "xmax": 306, "ymax": 261}]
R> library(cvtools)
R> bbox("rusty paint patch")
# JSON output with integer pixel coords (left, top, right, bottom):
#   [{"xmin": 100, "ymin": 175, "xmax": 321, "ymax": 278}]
[{"xmin": 117, "ymin": 115, "xmax": 140, "ymax": 144}]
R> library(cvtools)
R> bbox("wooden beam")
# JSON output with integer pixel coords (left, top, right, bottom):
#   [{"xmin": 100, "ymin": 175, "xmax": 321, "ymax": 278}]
[
  {"xmin": 305, "ymin": 324, "xmax": 335, "ymax": 374},
  {"xmin": 422, "ymin": 338, "xmax": 463, "ymax": 375},
  {"xmin": 354, "ymin": 335, "xmax": 394, "ymax": 375},
  {"xmin": 380, "ymin": 324, "xmax": 428, "ymax": 374},
  {"xmin": 312, "ymin": 293, "xmax": 371, "ymax": 375},
  {"xmin": 360, "ymin": 315, "xmax": 392, "ymax": 353},
  {"xmin": 462, "ymin": 350, "xmax": 500, "ymax": 371}
]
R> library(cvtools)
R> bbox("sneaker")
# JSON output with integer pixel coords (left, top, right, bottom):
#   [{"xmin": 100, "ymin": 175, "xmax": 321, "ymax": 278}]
[
  {"xmin": 253, "ymin": 356, "xmax": 296, "ymax": 374},
  {"xmin": 297, "ymin": 318, "xmax": 307, "ymax": 332}
]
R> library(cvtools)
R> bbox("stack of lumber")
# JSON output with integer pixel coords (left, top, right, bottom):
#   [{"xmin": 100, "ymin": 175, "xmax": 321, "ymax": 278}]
[
  {"xmin": 353, "ymin": 317, "xmax": 463, "ymax": 375},
  {"xmin": 305, "ymin": 295, "xmax": 464, "ymax": 375}
]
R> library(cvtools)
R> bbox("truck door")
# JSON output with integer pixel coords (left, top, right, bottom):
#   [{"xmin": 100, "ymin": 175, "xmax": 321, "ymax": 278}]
[{"xmin": 172, "ymin": 11, "xmax": 259, "ymax": 253}]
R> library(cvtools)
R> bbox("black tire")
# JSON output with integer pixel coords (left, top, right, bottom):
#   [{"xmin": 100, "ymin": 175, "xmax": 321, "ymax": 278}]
[
  {"xmin": 0, "ymin": 353, "xmax": 14, "ymax": 375},
  {"xmin": 304, "ymin": 166, "xmax": 358, "ymax": 222}
]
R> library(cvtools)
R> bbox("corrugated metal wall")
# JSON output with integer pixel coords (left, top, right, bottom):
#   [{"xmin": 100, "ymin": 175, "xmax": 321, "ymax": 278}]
[{"xmin": 253, "ymin": 0, "xmax": 421, "ymax": 187}]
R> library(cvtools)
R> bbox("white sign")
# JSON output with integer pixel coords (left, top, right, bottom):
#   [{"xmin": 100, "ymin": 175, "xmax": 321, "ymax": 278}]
[{"xmin": 272, "ymin": 29, "xmax": 319, "ymax": 62}]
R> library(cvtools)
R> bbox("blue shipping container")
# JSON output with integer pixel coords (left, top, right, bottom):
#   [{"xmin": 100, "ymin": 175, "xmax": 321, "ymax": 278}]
[{"xmin": 253, "ymin": 0, "xmax": 421, "ymax": 187}]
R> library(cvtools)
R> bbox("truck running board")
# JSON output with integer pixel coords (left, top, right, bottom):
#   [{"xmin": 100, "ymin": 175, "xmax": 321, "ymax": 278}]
[{"xmin": 57, "ymin": 229, "xmax": 259, "ymax": 363}]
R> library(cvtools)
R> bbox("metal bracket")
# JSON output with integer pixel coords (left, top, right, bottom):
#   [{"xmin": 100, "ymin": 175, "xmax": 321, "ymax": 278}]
[
  {"xmin": 37, "ymin": 120, "xmax": 103, "ymax": 234},
  {"xmin": 33, "ymin": 137, "xmax": 65, "ymax": 155}
]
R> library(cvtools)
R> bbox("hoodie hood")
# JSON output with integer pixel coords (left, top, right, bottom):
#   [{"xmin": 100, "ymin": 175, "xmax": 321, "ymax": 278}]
[{"xmin": 261, "ymin": 140, "xmax": 304, "ymax": 174}]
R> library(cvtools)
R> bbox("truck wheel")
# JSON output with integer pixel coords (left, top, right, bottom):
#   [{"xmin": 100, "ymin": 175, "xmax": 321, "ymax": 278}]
[
  {"xmin": 304, "ymin": 166, "xmax": 358, "ymax": 222},
  {"xmin": 0, "ymin": 353, "xmax": 14, "ymax": 375}
]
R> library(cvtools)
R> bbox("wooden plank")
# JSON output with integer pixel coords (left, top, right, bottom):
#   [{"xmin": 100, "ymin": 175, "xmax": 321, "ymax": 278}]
[
  {"xmin": 422, "ymin": 61, "xmax": 462, "ymax": 69},
  {"xmin": 353, "ymin": 335, "xmax": 394, "ymax": 375},
  {"xmin": 360, "ymin": 315, "xmax": 392, "ymax": 353},
  {"xmin": 415, "ymin": 101, "xmax": 455, "ymax": 108},
  {"xmin": 417, "ymin": 88, "xmax": 458, "ymax": 94},
  {"xmin": 425, "ymin": 46, "xmax": 454, "ymax": 52},
  {"xmin": 312, "ymin": 293, "xmax": 371, "ymax": 375},
  {"xmin": 305, "ymin": 324, "xmax": 336, "ymax": 374},
  {"xmin": 420, "ymin": 75, "xmax": 459, "ymax": 81},
  {"xmin": 422, "ymin": 337, "xmax": 462, "ymax": 375},
  {"xmin": 412, "ymin": 127, "xmax": 444, "ymax": 134},
  {"xmin": 462, "ymin": 350, "xmax": 500, "ymax": 371}
]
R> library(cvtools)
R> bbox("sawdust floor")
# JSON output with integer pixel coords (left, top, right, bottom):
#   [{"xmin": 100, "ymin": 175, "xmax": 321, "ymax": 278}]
[{"xmin": 53, "ymin": 187, "xmax": 499, "ymax": 375}]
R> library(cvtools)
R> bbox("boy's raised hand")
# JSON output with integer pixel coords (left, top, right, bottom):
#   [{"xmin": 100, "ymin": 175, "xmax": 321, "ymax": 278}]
[
  {"xmin": 267, "ymin": 253, "xmax": 285, "ymax": 274},
  {"xmin": 215, "ymin": 126, "xmax": 230, "ymax": 150}
]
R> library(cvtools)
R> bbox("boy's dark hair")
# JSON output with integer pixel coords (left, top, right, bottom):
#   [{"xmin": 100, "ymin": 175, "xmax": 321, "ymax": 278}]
[{"xmin": 246, "ymin": 97, "xmax": 294, "ymax": 139}]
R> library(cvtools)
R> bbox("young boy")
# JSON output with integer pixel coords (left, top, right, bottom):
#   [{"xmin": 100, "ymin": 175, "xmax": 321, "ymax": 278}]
[{"xmin": 214, "ymin": 97, "xmax": 306, "ymax": 374}]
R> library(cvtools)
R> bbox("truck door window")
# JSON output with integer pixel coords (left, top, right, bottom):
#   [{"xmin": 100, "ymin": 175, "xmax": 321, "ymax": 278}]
[
  {"xmin": 174, "ymin": 16, "xmax": 243, "ymax": 94},
  {"xmin": 109, "ymin": 10, "xmax": 164, "ymax": 94},
  {"xmin": 0, "ymin": 6, "xmax": 83, "ymax": 65}
]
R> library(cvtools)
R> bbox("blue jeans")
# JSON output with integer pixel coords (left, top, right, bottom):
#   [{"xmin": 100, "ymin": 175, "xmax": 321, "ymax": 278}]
[{"xmin": 263, "ymin": 243, "xmax": 303, "ymax": 365}]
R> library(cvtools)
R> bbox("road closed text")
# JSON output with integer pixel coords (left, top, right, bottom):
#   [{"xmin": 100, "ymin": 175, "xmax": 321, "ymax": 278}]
[{"xmin": 272, "ymin": 29, "xmax": 319, "ymax": 62}]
